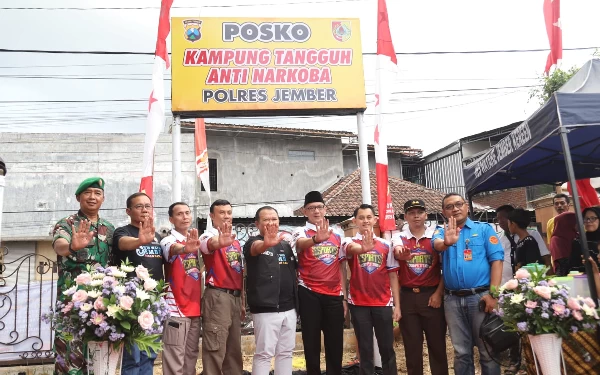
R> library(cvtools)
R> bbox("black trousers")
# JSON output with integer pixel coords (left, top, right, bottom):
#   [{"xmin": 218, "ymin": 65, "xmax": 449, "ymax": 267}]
[
  {"xmin": 399, "ymin": 288, "xmax": 448, "ymax": 375},
  {"xmin": 299, "ymin": 286, "xmax": 344, "ymax": 375},
  {"xmin": 349, "ymin": 304, "xmax": 397, "ymax": 375}
]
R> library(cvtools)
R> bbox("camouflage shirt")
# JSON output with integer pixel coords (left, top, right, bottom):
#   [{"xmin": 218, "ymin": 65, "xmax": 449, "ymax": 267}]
[{"xmin": 52, "ymin": 210, "xmax": 114, "ymax": 294}]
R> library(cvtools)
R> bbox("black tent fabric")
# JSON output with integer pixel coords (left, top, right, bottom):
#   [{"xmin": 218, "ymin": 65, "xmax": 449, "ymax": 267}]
[{"xmin": 463, "ymin": 59, "xmax": 600, "ymax": 195}]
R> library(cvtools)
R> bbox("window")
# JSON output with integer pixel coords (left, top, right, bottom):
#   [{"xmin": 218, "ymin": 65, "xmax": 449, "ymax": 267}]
[
  {"xmin": 201, "ymin": 158, "xmax": 218, "ymax": 192},
  {"xmin": 288, "ymin": 150, "xmax": 315, "ymax": 161}
]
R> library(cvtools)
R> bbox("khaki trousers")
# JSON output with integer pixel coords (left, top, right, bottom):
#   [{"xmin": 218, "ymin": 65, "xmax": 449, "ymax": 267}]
[
  {"xmin": 162, "ymin": 316, "xmax": 202, "ymax": 375},
  {"xmin": 201, "ymin": 287, "xmax": 243, "ymax": 375}
]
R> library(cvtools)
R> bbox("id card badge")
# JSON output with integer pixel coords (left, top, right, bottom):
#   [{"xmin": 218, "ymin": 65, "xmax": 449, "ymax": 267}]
[{"xmin": 463, "ymin": 249, "xmax": 472, "ymax": 261}]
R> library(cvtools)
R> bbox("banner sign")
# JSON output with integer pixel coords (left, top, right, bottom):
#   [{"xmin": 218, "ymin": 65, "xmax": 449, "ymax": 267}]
[{"xmin": 171, "ymin": 17, "xmax": 367, "ymax": 117}]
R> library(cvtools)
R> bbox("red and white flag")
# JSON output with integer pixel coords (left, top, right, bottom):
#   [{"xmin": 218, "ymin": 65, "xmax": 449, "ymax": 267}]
[
  {"xmin": 374, "ymin": 0, "xmax": 397, "ymax": 231},
  {"xmin": 543, "ymin": 0, "xmax": 562, "ymax": 74},
  {"xmin": 139, "ymin": 0, "xmax": 174, "ymax": 201},
  {"xmin": 194, "ymin": 118, "xmax": 211, "ymax": 198}
]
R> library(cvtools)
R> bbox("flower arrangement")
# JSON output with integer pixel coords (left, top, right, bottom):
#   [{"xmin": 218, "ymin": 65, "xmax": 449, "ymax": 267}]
[
  {"xmin": 44, "ymin": 261, "xmax": 169, "ymax": 354},
  {"xmin": 494, "ymin": 266, "xmax": 600, "ymax": 338}
]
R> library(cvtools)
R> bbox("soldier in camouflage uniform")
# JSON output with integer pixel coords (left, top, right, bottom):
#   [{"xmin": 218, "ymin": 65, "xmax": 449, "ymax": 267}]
[{"xmin": 52, "ymin": 177, "xmax": 114, "ymax": 374}]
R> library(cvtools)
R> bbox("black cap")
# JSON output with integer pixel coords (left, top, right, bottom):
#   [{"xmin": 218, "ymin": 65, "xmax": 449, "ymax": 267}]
[
  {"xmin": 404, "ymin": 199, "xmax": 426, "ymax": 212},
  {"xmin": 304, "ymin": 191, "xmax": 324, "ymax": 207}
]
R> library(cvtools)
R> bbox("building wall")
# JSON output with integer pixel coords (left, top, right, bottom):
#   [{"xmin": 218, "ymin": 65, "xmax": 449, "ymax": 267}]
[
  {"xmin": 342, "ymin": 152, "xmax": 402, "ymax": 178},
  {"xmin": 473, "ymin": 188, "xmax": 528, "ymax": 210},
  {"xmin": 36, "ymin": 241, "xmax": 57, "ymax": 282},
  {"xmin": 424, "ymin": 151, "xmax": 466, "ymax": 197}
]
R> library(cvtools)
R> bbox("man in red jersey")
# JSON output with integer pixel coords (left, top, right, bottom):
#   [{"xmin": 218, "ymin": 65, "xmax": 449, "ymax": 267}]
[
  {"xmin": 342, "ymin": 204, "xmax": 400, "ymax": 375},
  {"xmin": 159, "ymin": 202, "xmax": 203, "ymax": 375},
  {"xmin": 291, "ymin": 191, "xmax": 346, "ymax": 375},
  {"xmin": 199, "ymin": 199, "xmax": 244, "ymax": 375},
  {"xmin": 392, "ymin": 199, "xmax": 447, "ymax": 375}
]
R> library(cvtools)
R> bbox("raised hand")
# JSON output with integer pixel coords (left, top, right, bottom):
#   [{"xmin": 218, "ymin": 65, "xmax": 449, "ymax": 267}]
[
  {"xmin": 360, "ymin": 228, "xmax": 375, "ymax": 253},
  {"xmin": 263, "ymin": 223, "xmax": 282, "ymax": 248},
  {"xmin": 394, "ymin": 245, "xmax": 416, "ymax": 261},
  {"xmin": 138, "ymin": 216, "xmax": 156, "ymax": 244},
  {"xmin": 314, "ymin": 218, "xmax": 332, "ymax": 243},
  {"xmin": 70, "ymin": 220, "xmax": 94, "ymax": 251},
  {"xmin": 185, "ymin": 228, "xmax": 201, "ymax": 253},
  {"xmin": 443, "ymin": 216, "xmax": 460, "ymax": 246},
  {"xmin": 217, "ymin": 222, "xmax": 236, "ymax": 248}
]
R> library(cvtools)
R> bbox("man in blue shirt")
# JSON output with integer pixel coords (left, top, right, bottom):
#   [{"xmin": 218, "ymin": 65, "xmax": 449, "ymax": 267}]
[{"xmin": 432, "ymin": 193, "xmax": 503, "ymax": 375}]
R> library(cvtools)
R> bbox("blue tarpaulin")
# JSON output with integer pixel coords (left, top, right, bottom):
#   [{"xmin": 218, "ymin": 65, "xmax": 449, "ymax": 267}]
[{"xmin": 463, "ymin": 59, "xmax": 600, "ymax": 195}]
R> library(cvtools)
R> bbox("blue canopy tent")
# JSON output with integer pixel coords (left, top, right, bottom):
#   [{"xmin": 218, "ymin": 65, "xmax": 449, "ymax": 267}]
[{"xmin": 463, "ymin": 59, "xmax": 600, "ymax": 301}]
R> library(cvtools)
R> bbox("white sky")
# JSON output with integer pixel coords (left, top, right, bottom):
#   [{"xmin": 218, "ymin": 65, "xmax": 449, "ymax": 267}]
[{"xmin": 0, "ymin": 0, "xmax": 598, "ymax": 155}]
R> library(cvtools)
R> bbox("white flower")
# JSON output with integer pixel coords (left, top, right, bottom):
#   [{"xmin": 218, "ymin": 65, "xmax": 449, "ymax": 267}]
[
  {"xmin": 528, "ymin": 282, "xmax": 535, "ymax": 287},
  {"xmin": 106, "ymin": 305, "xmax": 121, "ymax": 318},
  {"xmin": 582, "ymin": 303, "xmax": 595, "ymax": 317},
  {"xmin": 87, "ymin": 290, "xmax": 101, "ymax": 298},
  {"xmin": 143, "ymin": 278, "xmax": 158, "ymax": 291},
  {"xmin": 135, "ymin": 265, "xmax": 150, "ymax": 281},
  {"xmin": 120, "ymin": 264, "xmax": 135, "ymax": 273},
  {"xmin": 498, "ymin": 285, "xmax": 506, "ymax": 293},
  {"xmin": 62, "ymin": 286, "xmax": 77, "ymax": 296},
  {"xmin": 511, "ymin": 293, "xmax": 525, "ymax": 304},
  {"xmin": 111, "ymin": 270, "xmax": 127, "ymax": 278},
  {"xmin": 135, "ymin": 288, "xmax": 150, "ymax": 301},
  {"xmin": 92, "ymin": 272, "xmax": 105, "ymax": 280},
  {"xmin": 90, "ymin": 279, "xmax": 104, "ymax": 287},
  {"xmin": 80, "ymin": 303, "xmax": 93, "ymax": 312},
  {"xmin": 549, "ymin": 287, "xmax": 558, "ymax": 295},
  {"xmin": 114, "ymin": 285, "xmax": 126, "ymax": 294}
]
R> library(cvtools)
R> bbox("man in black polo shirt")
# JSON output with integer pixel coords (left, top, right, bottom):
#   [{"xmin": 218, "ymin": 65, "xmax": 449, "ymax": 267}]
[
  {"xmin": 243, "ymin": 206, "xmax": 298, "ymax": 375},
  {"xmin": 112, "ymin": 192, "xmax": 164, "ymax": 375}
]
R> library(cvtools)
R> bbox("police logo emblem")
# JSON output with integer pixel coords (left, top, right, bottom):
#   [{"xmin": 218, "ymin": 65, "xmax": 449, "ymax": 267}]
[
  {"xmin": 184, "ymin": 20, "xmax": 202, "ymax": 42},
  {"xmin": 331, "ymin": 21, "xmax": 351, "ymax": 42}
]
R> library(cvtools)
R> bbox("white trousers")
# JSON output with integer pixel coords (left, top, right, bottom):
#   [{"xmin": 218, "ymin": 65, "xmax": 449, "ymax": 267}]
[{"xmin": 252, "ymin": 309, "xmax": 297, "ymax": 375}]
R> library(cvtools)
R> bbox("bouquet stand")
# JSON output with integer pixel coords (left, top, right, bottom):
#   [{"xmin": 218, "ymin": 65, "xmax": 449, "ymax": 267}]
[
  {"xmin": 87, "ymin": 341, "xmax": 123, "ymax": 375},
  {"xmin": 528, "ymin": 334, "xmax": 567, "ymax": 375}
]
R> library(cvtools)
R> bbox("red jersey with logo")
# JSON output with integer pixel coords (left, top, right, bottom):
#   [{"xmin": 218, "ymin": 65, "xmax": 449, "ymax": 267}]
[
  {"xmin": 160, "ymin": 230, "xmax": 202, "ymax": 317},
  {"xmin": 199, "ymin": 227, "xmax": 243, "ymax": 291},
  {"xmin": 341, "ymin": 234, "xmax": 399, "ymax": 306},
  {"xmin": 391, "ymin": 226, "xmax": 441, "ymax": 288},
  {"xmin": 291, "ymin": 223, "xmax": 344, "ymax": 296}
]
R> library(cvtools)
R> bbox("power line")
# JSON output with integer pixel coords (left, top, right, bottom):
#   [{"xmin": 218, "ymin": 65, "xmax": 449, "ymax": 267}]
[{"xmin": 0, "ymin": 46, "xmax": 597, "ymax": 56}]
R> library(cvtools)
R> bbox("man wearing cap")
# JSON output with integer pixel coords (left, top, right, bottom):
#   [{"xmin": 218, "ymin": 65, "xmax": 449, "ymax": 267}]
[
  {"xmin": 392, "ymin": 199, "xmax": 447, "ymax": 375},
  {"xmin": 52, "ymin": 177, "xmax": 115, "ymax": 375},
  {"xmin": 432, "ymin": 193, "xmax": 503, "ymax": 375},
  {"xmin": 291, "ymin": 191, "xmax": 346, "ymax": 375},
  {"xmin": 199, "ymin": 199, "xmax": 245, "ymax": 375},
  {"xmin": 112, "ymin": 192, "xmax": 164, "ymax": 375}
]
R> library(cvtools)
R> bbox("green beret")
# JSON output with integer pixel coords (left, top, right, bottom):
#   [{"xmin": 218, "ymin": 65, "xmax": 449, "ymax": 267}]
[{"xmin": 75, "ymin": 177, "xmax": 105, "ymax": 196}]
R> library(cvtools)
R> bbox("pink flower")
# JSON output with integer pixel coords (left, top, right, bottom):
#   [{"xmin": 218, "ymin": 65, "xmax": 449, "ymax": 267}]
[
  {"xmin": 504, "ymin": 279, "xmax": 519, "ymax": 290},
  {"xmin": 72, "ymin": 290, "xmax": 89, "ymax": 303},
  {"xmin": 552, "ymin": 303, "xmax": 566, "ymax": 316},
  {"xmin": 143, "ymin": 278, "xmax": 158, "ymax": 291},
  {"xmin": 515, "ymin": 268, "xmax": 531, "ymax": 280},
  {"xmin": 103, "ymin": 276, "xmax": 116, "ymax": 285},
  {"xmin": 138, "ymin": 311, "xmax": 154, "ymax": 330},
  {"xmin": 75, "ymin": 273, "xmax": 92, "ymax": 285},
  {"xmin": 119, "ymin": 295, "xmax": 134, "ymax": 310},
  {"xmin": 525, "ymin": 300, "xmax": 538, "ymax": 309},
  {"xmin": 567, "ymin": 298, "xmax": 582, "ymax": 311},
  {"xmin": 573, "ymin": 310, "xmax": 584, "ymax": 321},
  {"xmin": 548, "ymin": 279, "xmax": 557, "ymax": 287},
  {"xmin": 94, "ymin": 297, "xmax": 106, "ymax": 311},
  {"xmin": 533, "ymin": 286, "xmax": 551, "ymax": 300},
  {"xmin": 584, "ymin": 297, "xmax": 596, "ymax": 308},
  {"xmin": 91, "ymin": 313, "xmax": 105, "ymax": 325},
  {"xmin": 61, "ymin": 302, "xmax": 73, "ymax": 314},
  {"xmin": 135, "ymin": 265, "xmax": 150, "ymax": 281}
]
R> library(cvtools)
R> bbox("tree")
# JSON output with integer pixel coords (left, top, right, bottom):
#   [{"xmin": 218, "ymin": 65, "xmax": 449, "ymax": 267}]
[{"xmin": 529, "ymin": 66, "xmax": 579, "ymax": 105}]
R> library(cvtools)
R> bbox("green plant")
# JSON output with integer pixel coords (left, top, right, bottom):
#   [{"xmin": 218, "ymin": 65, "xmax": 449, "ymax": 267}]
[{"xmin": 529, "ymin": 66, "xmax": 579, "ymax": 105}]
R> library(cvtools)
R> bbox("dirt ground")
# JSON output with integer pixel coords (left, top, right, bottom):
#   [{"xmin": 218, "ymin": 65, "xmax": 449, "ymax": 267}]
[{"xmin": 153, "ymin": 335, "xmax": 477, "ymax": 375}]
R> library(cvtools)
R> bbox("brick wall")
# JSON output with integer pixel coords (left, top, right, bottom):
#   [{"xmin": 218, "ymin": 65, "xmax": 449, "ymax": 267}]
[{"xmin": 473, "ymin": 187, "xmax": 528, "ymax": 209}]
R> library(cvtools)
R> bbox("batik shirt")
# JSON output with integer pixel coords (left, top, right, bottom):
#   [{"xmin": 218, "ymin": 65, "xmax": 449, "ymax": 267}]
[{"xmin": 52, "ymin": 210, "xmax": 114, "ymax": 294}]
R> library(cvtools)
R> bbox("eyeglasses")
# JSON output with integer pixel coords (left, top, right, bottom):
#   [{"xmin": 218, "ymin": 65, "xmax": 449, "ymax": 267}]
[
  {"xmin": 584, "ymin": 216, "xmax": 599, "ymax": 223},
  {"xmin": 132, "ymin": 204, "xmax": 153, "ymax": 210},
  {"xmin": 305, "ymin": 205, "xmax": 326, "ymax": 212},
  {"xmin": 444, "ymin": 201, "xmax": 466, "ymax": 211}
]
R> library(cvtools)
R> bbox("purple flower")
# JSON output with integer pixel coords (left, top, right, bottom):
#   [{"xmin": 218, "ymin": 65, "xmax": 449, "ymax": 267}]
[
  {"xmin": 78, "ymin": 311, "xmax": 88, "ymax": 319},
  {"xmin": 517, "ymin": 322, "xmax": 528, "ymax": 331},
  {"xmin": 538, "ymin": 281, "xmax": 548, "ymax": 287},
  {"xmin": 542, "ymin": 302, "xmax": 549, "ymax": 310},
  {"xmin": 583, "ymin": 323, "xmax": 593, "ymax": 330},
  {"xmin": 495, "ymin": 309, "xmax": 504, "ymax": 317},
  {"xmin": 571, "ymin": 326, "xmax": 579, "ymax": 333},
  {"xmin": 526, "ymin": 308, "xmax": 533, "ymax": 314},
  {"xmin": 94, "ymin": 327, "xmax": 106, "ymax": 337},
  {"xmin": 541, "ymin": 313, "xmax": 549, "ymax": 319},
  {"xmin": 56, "ymin": 354, "xmax": 66, "ymax": 366}
]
